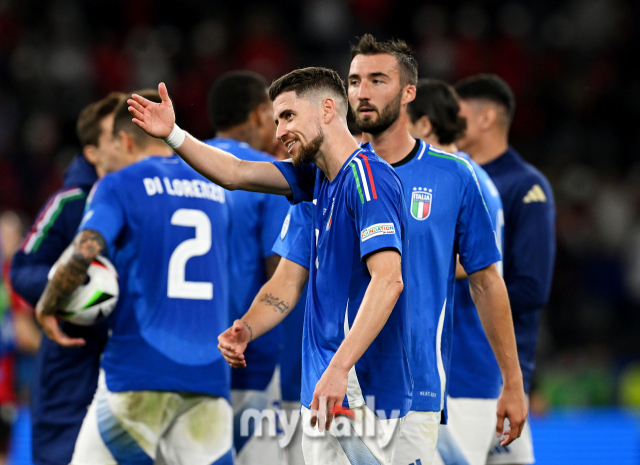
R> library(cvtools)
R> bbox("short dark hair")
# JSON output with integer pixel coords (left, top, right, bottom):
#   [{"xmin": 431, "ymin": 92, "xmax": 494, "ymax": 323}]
[
  {"xmin": 407, "ymin": 79, "xmax": 466, "ymax": 145},
  {"xmin": 350, "ymin": 34, "xmax": 418, "ymax": 87},
  {"xmin": 113, "ymin": 89, "xmax": 161, "ymax": 148},
  {"xmin": 207, "ymin": 71, "xmax": 269, "ymax": 132},
  {"xmin": 454, "ymin": 74, "xmax": 516, "ymax": 124},
  {"xmin": 268, "ymin": 67, "xmax": 348, "ymax": 114},
  {"xmin": 76, "ymin": 92, "xmax": 124, "ymax": 147}
]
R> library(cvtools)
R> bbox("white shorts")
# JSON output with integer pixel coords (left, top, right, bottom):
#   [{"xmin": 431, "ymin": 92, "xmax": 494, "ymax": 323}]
[
  {"xmin": 486, "ymin": 415, "xmax": 534, "ymax": 465},
  {"xmin": 392, "ymin": 410, "xmax": 441, "ymax": 465},
  {"xmin": 70, "ymin": 371, "xmax": 233, "ymax": 465},
  {"xmin": 434, "ymin": 397, "xmax": 498, "ymax": 465},
  {"xmin": 278, "ymin": 400, "xmax": 305, "ymax": 465},
  {"xmin": 232, "ymin": 367, "xmax": 282, "ymax": 465},
  {"xmin": 300, "ymin": 404, "xmax": 404, "ymax": 465}
]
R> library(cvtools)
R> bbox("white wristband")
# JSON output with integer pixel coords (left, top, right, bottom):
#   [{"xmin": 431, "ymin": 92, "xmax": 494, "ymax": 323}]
[{"xmin": 163, "ymin": 124, "xmax": 186, "ymax": 150}]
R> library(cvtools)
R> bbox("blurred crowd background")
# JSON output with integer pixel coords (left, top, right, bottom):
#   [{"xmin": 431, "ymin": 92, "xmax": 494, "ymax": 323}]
[{"xmin": 1, "ymin": 0, "xmax": 640, "ymax": 452}]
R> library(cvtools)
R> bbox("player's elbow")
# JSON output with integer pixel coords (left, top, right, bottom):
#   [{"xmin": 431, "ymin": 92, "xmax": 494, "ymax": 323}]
[{"xmin": 384, "ymin": 269, "xmax": 404, "ymax": 299}]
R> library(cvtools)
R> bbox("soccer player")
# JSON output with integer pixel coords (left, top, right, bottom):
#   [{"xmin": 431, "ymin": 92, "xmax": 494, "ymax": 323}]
[
  {"xmin": 454, "ymin": 74, "xmax": 556, "ymax": 465},
  {"xmin": 36, "ymin": 91, "xmax": 234, "ymax": 464},
  {"xmin": 407, "ymin": 78, "xmax": 505, "ymax": 465},
  {"xmin": 129, "ymin": 67, "xmax": 412, "ymax": 465},
  {"xmin": 10, "ymin": 92, "xmax": 123, "ymax": 465},
  {"xmin": 204, "ymin": 71, "xmax": 289, "ymax": 463},
  {"xmin": 347, "ymin": 35, "xmax": 526, "ymax": 465}
]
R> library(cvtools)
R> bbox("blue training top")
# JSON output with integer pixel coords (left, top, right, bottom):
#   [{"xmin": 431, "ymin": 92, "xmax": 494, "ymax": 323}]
[
  {"xmin": 480, "ymin": 146, "xmax": 556, "ymax": 393},
  {"xmin": 205, "ymin": 138, "xmax": 290, "ymax": 391},
  {"xmin": 80, "ymin": 155, "xmax": 231, "ymax": 399},
  {"xmin": 273, "ymin": 148, "xmax": 413, "ymax": 416},
  {"xmin": 448, "ymin": 152, "xmax": 505, "ymax": 399}
]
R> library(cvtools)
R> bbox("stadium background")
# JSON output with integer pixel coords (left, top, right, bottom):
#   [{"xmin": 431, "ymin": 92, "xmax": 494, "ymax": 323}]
[{"xmin": 0, "ymin": 0, "xmax": 639, "ymax": 463}]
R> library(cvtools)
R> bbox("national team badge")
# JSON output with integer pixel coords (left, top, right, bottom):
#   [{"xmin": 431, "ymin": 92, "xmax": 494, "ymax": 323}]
[{"xmin": 411, "ymin": 188, "xmax": 432, "ymax": 220}]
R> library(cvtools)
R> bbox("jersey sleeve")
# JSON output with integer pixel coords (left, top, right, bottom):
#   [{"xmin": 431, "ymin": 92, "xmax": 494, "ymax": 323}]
[
  {"xmin": 10, "ymin": 188, "xmax": 88, "ymax": 307},
  {"xmin": 78, "ymin": 176, "xmax": 126, "ymax": 249},
  {"xmin": 456, "ymin": 168, "xmax": 502, "ymax": 274},
  {"xmin": 506, "ymin": 177, "xmax": 556, "ymax": 314},
  {"xmin": 272, "ymin": 202, "xmax": 313, "ymax": 270},
  {"xmin": 348, "ymin": 156, "xmax": 404, "ymax": 260},
  {"xmin": 259, "ymin": 193, "xmax": 290, "ymax": 259},
  {"xmin": 272, "ymin": 160, "xmax": 316, "ymax": 204}
]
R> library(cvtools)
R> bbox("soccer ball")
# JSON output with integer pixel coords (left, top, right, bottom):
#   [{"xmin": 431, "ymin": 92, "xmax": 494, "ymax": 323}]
[{"xmin": 48, "ymin": 252, "xmax": 119, "ymax": 326}]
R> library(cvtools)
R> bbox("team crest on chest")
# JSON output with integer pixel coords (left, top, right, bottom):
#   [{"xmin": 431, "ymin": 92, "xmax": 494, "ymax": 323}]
[{"xmin": 411, "ymin": 187, "xmax": 432, "ymax": 220}]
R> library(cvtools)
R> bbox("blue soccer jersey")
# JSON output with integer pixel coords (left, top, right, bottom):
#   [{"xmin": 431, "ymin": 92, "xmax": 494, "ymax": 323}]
[
  {"xmin": 273, "ymin": 148, "xmax": 413, "ymax": 416},
  {"xmin": 384, "ymin": 140, "xmax": 501, "ymax": 414},
  {"xmin": 272, "ymin": 202, "xmax": 313, "ymax": 402},
  {"xmin": 448, "ymin": 153, "xmax": 505, "ymax": 399},
  {"xmin": 205, "ymin": 138, "xmax": 289, "ymax": 391},
  {"xmin": 80, "ymin": 155, "xmax": 231, "ymax": 399}
]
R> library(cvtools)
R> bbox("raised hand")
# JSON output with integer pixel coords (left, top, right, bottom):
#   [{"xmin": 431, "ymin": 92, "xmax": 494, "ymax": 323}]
[
  {"xmin": 128, "ymin": 82, "xmax": 176, "ymax": 139},
  {"xmin": 217, "ymin": 319, "xmax": 252, "ymax": 368}
]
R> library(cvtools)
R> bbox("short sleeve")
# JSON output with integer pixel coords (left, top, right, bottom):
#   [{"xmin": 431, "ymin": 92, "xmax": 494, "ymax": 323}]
[
  {"xmin": 348, "ymin": 156, "xmax": 404, "ymax": 260},
  {"xmin": 272, "ymin": 160, "xmax": 316, "ymax": 204},
  {"xmin": 260, "ymin": 193, "xmax": 291, "ymax": 259},
  {"xmin": 272, "ymin": 202, "xmax": 313, "ymax": 270},
  {"xmin": 456, "ymin": 170, "xmax": 502, "ymax": 274},
  {"xmin": 78, "ymin": 176, "xmax": 126, "ymax": 249}
]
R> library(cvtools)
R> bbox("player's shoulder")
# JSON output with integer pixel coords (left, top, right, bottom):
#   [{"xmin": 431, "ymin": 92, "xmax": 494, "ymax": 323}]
[
  {"xmin": 420, "ymin": 144, "xmax": 476, "ymax": 179},
  {"xmin": 502, "ymin": 149, "xmax": 554, "ymax": 200},
  {"xmin": 345, "ymin": 148, "xmax": 402, "ymax": 199}
]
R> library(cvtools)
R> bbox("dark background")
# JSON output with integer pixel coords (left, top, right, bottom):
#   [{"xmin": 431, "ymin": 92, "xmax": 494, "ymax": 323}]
[{"xmin": 1, "ymin": 0, "xmax": 640, "ymax": 410}]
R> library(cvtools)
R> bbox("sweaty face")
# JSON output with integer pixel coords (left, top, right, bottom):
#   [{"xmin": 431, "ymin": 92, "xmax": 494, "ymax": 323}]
[
  {"xmin": 273, "ymin": 91, "xmax": 324, "ymax": 166},
  {"xmin": 348, "ymin": 54, "xmax": 404, "ymax": 135}
]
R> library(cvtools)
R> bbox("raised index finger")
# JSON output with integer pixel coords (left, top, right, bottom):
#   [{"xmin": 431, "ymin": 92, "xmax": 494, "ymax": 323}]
[{"xmin": 130, "ymin": 93, "xmax": 150, "ymax": 107}]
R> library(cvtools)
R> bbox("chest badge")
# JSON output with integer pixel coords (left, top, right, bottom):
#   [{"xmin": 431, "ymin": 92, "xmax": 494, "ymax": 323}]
[{"xmin": 411, "ymin": 188, "xmax": 432, "ymax": 220}]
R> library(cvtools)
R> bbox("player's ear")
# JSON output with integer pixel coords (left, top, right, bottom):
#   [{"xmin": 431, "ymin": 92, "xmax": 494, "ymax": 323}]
[
  {"xmin": 118, "ymin": 130, "xmax": 134, "ymax": 154},
  {"xmin": 479, "ymin": 106, "xmax": 496, "ymax": 131},
  {"xmin": 420, "ymin": 116, "xmax": 434, "ymax": 139},
  {"xmin": 321, "ymin": 97, "xmax": 336, "ymax": 123},
  {"xmin": 83, "ymin": 145, "xmax": 99, "ymax": 166},
  {"xmin": 402, "ymin": 84, "xmax": 416, "ymax": 105}
]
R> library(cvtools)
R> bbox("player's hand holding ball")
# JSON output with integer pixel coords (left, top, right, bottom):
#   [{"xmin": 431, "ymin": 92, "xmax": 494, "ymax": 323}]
[
  {"xmin": 310, "ymin": 363, "xmax": 349, "ymax": 432},
  {"xmin": 218, "ymin": 319, "xmax": 252, "ymax": 368}
]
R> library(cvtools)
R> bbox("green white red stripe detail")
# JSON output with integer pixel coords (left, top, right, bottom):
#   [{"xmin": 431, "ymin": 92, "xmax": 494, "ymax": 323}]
[
  {"xmin": 22, "ymin": 188, "xmax": 85, "ymax": 254},
  {"xmin": 347, "ymin": 150, "xmax": 378, "ymax": 204}
]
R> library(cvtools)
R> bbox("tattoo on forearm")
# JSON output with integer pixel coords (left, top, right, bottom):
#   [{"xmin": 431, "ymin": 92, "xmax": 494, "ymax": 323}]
[
  {"xmin": 243, "ymin": 321, "xmax": 254, "ymax": 342},
  {"xmin": 38, "ymin": 230, "xmax": 105, "ymax": 316},
  {"xmin": 259, "ymin": 292, "xmax": 290, "ymax": 314}
]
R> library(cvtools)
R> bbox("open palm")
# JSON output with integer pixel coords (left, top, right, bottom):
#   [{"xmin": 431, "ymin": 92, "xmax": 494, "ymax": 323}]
[{"xmin": 127, "ymin": 82, "xmax": 175, "ymax": 139}]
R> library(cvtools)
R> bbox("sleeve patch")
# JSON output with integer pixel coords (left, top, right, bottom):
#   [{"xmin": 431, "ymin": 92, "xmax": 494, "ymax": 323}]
[{"xmin": 361, "ymin": 223, "xmax": 395, "ymax": 242}]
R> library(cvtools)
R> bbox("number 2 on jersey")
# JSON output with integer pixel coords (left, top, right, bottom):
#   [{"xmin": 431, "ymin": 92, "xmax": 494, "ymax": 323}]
[{"xmin": 167, "ymin": 208, "xmax": 213, "ymax": 300}]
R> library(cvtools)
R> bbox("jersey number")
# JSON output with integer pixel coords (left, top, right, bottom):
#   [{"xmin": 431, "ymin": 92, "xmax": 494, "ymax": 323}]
[{"xmin": 167, "ymin": 209, "xmax": 213, "ymax": 300}]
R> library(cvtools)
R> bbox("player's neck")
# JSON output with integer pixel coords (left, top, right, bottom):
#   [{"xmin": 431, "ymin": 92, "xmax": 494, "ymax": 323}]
[
  {"xmin": 314, "ymin": 128, "xmax": 361, "ymax": 182},
  {"xmin": 216, "ymin": 125, "xmax": 262, "ymax": 151},
  {"xmin": 424, "ymin": 134, "xmax": 457, "ymax": 154},
  {"xmin": 137, "ymin": 143, "xmax": 174, "ymax": 159},
  {"xmin": 365, "ymin": 116, "xmax": 415, "ymax": 165},
  {"xmin": 468, "ymin": 136, "xmax": 509, "ymax": 166}
]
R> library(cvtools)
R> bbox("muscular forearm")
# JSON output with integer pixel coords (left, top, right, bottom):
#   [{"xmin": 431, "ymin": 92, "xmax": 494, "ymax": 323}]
[
  {"xmin": 36, "ymin": 230, "xmax": 105, "ymax": 316},
  {"xmin": 242, "ymin": 259, "xmax": 308, "ymax": 341},
  {"xmin": 469, "ymin": 265, "xmax": 523, "ymax": 387},
  {"xmin": 329, "ymin": 271, "xmax": 403, "ymax": 373},
  {"xmin": 177, "ymin": 135, "xmax": 292, "ymax": 195}
]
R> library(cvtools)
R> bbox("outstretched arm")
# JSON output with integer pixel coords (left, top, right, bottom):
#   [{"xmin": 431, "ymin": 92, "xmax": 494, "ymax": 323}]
[
  {"xmin": 218, "ymin": 257, "xmax": 309, "ymax": 369},
  {"xmin": 468, "ymin": 263, "xmax": 527, "ymax": 446},
  {"xmin": 127, "ymin": 83, "xmax": 291, "ymax": 195},
  {"xmin": 35, "ymin": 229, "xmax": 106, "ymax": 347}
]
